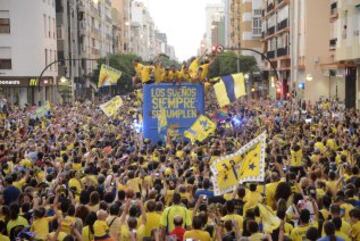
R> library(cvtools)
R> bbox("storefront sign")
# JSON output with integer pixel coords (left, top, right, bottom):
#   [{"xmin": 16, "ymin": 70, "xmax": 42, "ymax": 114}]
[{"xmin": 0, "ymin": 80, "xmax": 20, "ymax": 85}]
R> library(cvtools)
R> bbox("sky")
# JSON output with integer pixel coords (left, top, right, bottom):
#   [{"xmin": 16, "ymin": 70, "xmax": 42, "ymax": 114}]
[{"xmin": 138, "ymin": 0, "xmax": 222, "ymax": 61}]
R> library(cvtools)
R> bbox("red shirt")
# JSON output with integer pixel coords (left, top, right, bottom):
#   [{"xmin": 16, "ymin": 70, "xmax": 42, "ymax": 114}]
[{"xmin": 170, "ymin": 227, "xmax": 186, "ymax": 241}]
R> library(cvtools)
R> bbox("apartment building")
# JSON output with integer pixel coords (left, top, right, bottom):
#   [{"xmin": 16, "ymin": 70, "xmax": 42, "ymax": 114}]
[
  {"xmin": 334, "ymin": 0, "xmax": 360, "ymax": 108},
  {"xmin": 206, "ymin": 3, "xmax": 225, "ymax": 50},
  {"xmin": 0, "ymin": 0, "xmax": 58, "ymax": 106},
  {"xmin": 56, "ymin": 0, "xmax": 120, "ymax": 100}
]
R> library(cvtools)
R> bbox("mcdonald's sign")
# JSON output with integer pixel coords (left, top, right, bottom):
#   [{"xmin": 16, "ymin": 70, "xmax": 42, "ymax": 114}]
[{"xmin": 29, "ymin": 78, "xmax": 38, "ymax": 86}]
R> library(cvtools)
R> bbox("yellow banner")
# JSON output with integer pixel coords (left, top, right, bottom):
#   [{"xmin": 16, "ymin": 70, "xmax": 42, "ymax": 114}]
[
  {"xmin": 184, "ymin": 115, "xmax": 216, "ymax": 144},
  {"xmin": 98, "ymin": 64, "xmax": 122, "ymax": 87},
  {"xmin": 100, "ymin": 96, "xmax": 123, "ymax": 117},
  {"xmin": 213, "ymin": 80, "xmax": 230, "ymax": 108},
  {"xmin": 232, "ymin": 73, "xmax": 246, "ymax": 98},
  {"xmin": 211, "ymin": 132, "xmax": 267, "ymax": 196}
]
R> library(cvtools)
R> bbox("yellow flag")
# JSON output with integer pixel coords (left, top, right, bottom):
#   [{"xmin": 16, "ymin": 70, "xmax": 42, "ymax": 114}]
[
  {"xmin": 213, "ymin": 80, "xmax": 230, "ymax": 108},
  {"xmin": 98, "ymin": 64, "xmax": 122, "ymax": 87},
  {"xmin": 189, "ymin": 58, "xmax": 200, "ymax": 79},
  {"xmin": 211, "ymin": 132, "xmax": 267, "ymax": 196},
  {"xmin": 232, "ymin": 73, "xmax": 246, "ymax": 98},
  {"xmin": 158, "ymin": 108, "xmax": 167, "ymax": 133},
  {"xmin": 258, "ymin": 204, "xmax": 281, "ymax": 233},
  {"xmin": 184, "ymin": 115, "xmax": 216, "ymax": 144},
  {"xmin": 100, "ymin": 96, "xmax": 123, "ymax": 117}
]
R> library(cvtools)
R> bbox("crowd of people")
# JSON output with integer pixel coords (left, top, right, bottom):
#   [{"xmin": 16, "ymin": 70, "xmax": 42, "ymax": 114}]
[{"xmin": 0, "ymin": 82, "xmax": 360, "ymax": 241}]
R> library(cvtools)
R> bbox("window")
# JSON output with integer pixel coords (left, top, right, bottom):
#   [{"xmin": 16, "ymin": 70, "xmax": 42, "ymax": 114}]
[
  {"xmin": 0, "ymin": 47, "xmax": 11, "ymax": 69},
  {"xmin": 253, "ymin": 17, "xmax": 261, "ymax": 35},
  {"xmin": 92, "ymin": 38, "xmax": 95, "ymax": 47},
  {"xmin": 48, "ymin": 16, "xmax": 51, "ymax": 37},
  {"xmin": 0, "ymin": 11, "xmax": 10, "ymax": 33},
  {"xmin": 342, "ymin": 10, "xmax": 348, "ymax": 39},
  {"xmin": 45, "ymin": 48, "xmax": 48, "ymax": 66},
  {"xmin": 44, "ymin": 14, "xmax": 47, "ymax": 37},
  {"xmin": 49, "ymin": 50, "xmax": 52, "ymax": 70},
  {"xmin": 53, "ymin": 18, "xmax": 56, "ymax": 38}
]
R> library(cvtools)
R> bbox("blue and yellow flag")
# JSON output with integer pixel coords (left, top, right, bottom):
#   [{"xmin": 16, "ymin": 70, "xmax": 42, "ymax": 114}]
[
  {"xmin": 211, "ymin": 132, "xmax": 267, "ymax": 196},
  {"xmin": 100, "ymin": 96, "xmax": 123, "ymax": 117},
  {"xmin": 184, "ymin": 115, "xmax": 216, "ymax": 144},
  {"xmin": 213, "ymin": 73, "xmax": 246, "ymax": 108},
  {"xmin": 98, "ymin": 64, "xmax": 122, "ymax": 87}
]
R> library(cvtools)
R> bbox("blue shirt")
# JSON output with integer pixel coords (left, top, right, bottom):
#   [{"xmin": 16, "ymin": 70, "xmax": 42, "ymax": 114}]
[
  {"xmin": 194, "ymin": 189, "xmax": 214, "ymax": 199},
  {"xmin": 317, "ymin": 236, "xmax": 344, "ymax": 241},
  {"xmin": 3, "ymin": 185, "xmax": 21, "ymax": 205}
]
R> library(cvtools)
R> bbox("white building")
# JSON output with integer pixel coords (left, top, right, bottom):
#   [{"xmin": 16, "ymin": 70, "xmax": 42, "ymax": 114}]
[
  {"xmin": 205, "ymin": 3, "xmax": 224, "ymax": 50},
  {"xmin": 0, "ymin": 0, "xmax": 58, "ymax": 107},
  {"xmin": 130, "ymin": 1, "xmax": 156, "ymax": 61}
]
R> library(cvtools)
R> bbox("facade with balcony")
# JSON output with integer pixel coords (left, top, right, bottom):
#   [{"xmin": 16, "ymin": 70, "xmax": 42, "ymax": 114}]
[
  {"xmin": 262, "ymin": 0, "xmax": 290, "ymax": 99},
  {"xmin": 335, "ymin": 0, "xmax": 360, "ymax": 108}
]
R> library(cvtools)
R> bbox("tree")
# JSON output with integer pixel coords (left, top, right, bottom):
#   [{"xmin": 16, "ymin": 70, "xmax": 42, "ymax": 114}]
[{"xmin": 209, "ymin": 51, "xmax": 259, "ymax": 78}]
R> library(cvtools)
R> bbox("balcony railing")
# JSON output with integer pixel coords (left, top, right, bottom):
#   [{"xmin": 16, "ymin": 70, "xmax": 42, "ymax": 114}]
[
  {"xmin": 277, "ymin": 47, "xmax": 288, "ymax": 57},
  {"xmin": 267, "ymin": 50, "xmax": 276, "ymax": 59},
  {"xmin": 277, "ymin": 19, "xmax": 288, "ymax": 31},
  {"xmin": 329, "ymin": 38, "xmax": 337, "ymax": 49}
]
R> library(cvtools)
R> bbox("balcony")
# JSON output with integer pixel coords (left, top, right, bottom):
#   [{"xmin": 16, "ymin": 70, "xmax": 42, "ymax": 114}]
[
  {"xmin": 277, "ymin": 47, "xmax": 288, "ymax": 57},
  {"xmin": 277, "ymin": 19, "xmax": 288, "ymax": 31},
  {"xmin": 329, "ymin": 38, "xmax": 337, "ymax": 50},
  {"xmin": 267, "ymin": 3, "xmax": 275, "ymax": 12},
  {"xmin": 267, "ymin": 26, "xmax": 275, "ymax": 36},
  {"xmin": 330, "ymin": 2, "xmax": 338, "ymax": 20},
  {"xmin": 267, "ymin": 50, "xmax": 275, "ymax": 59}
]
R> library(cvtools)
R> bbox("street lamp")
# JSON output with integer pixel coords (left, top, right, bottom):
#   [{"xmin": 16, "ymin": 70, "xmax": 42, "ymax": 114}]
[
  {"xmin": 60, "ymin": 76, "xmax": 68, "ymax": 84},
  {"xmin": 244, "ymin": 73, "xmax": 250, "ymax": 80}
]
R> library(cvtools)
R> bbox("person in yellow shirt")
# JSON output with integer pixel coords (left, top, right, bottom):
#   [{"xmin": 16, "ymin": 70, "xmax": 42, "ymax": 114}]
[
  {"xmin": 243, "ymin": 183, "xmax": 263, "ymax": 214},
  {"xmin": 350, "ymin": 208, "xmax": 360, "ymax": 241},
  {"xmin": 329, "ymin": 204, "xmax": 351, "ymax": 235},
  {"xmin": 161, "ymin": 193, "xmax": 192, "ymax": 233},
  {"xmin": 82, "ymin": 212, "xmax": 97, "ymax": 241},
  {"xmin": 265, "ymin": 172, "xmax": 283, "ymax": 209},
  {"xmin": 188, "ymin": 57, "xmax": 200, "ymax": 81},
  {"xmin": 290, "ymin": 144, "xmax": 303, "ymax": 168},
  {"xmin": 247, "ymin": 220, "xmax": 272, "ymax": 241},
  {"xmin": 0, "ymin": 221, "xmax": 10, "ymax": 241},
  {"xmin": 119, "ymin": 199, "xmax": 146, "ymax": 241},
  {"xmin": 154, "ymin": 63, "xmax": 165, "ymax": 83},
  {"xmin": 140, "ymin": 65, "xmax": 154, "ymax": 84},
  {"xmin": 143, "ymin": 200, "xmax": 161, "ymax": 238},
  {"xmin": 183, "ymin": 216, "xmax": 211, "ymax": 241},
  {"xmin": 126, "ymin": 171, "xmax": 142, "ymax": 195},
  {"xmin": 290, "ymin": 209, "xmax": 316, "ymax": 241},
  {"xmin": 133, "ymin": 59, "xmax": 144, "ymax": 83},
  {"xmin": 221, "ymin": 200, "xmax": 243, "ymax": 232},
  {"xmin": 31, "ymin": 206, "xmax": 58, "ymax": 240},
  {"xmin": 68, "ymin": 170, "xmax": 82, "ymax": 195},
  {"xmin": 333, "ymin": 217, "xmax": 351, "ymax": 241},
  {"xmin": 6, "ymin": 203, "xmax": 29, "ymax": 236},
  {"xmin": 314, "ymin": 137, "xmax": 326, "ymax": 153},
  {"xmin": 93, "ymin": 210, "xmax": 110, "ymax": 240}
]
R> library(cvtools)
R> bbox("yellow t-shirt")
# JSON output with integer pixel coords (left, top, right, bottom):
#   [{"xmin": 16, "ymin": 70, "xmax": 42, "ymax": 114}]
[
  {"xmin": 6, "ymin": 216, "xmax": 29, "ymax": 234},
  {"xmin": 127, "ymin": 177, "xmax": 142, "ymax": 193},
  {"xmin": 189, "ymin": 58, "xmax": 200, "ymax": 79},
  {"xmin": 13, "ymin": 178, "xmax": 26, "ymax": 189},
  {"xmin": 72, "ymin": 163, "xmax": 82, "ymax": 171},
  {"xmin": 351, "ymin": 221, "xmax": 360, "ymax": 241},
  {"xmin": 60, "ymin": 216, "xmax": 76, "ymax": 234},
  {"xmin": 326, "ymin": 139, "xmax": 337, "ymax": 151},
  {"xmin": 31, "ymin": 216, "xmax": 55, "ymax": 240},
  {"xmin": 249, "ymin": 233, "xmax": 265, "ymax": 241},
  {"xmin": 184, "ymin": 229, "xmax": 211, "ymax": 241},
  {"xmin": 141, "ymin": 65, "xmax": 153, "ymax": 83},
  {"xmin": 144, "ymin": 212, "xmax": 161, "ymax": 237},
  {"xmin": 82, "ymin": 226, "xmax": 94, "ymax": 241},
  {"xmin": 290, "ymin": 224, "xmax": 314, "ymax": 241},
  {"xmin": 134, "ymin": 63, "xmax": 144, "ymax": 78},
  {"xmin": 265, "ymin": 180, "xmax": 282, "ymax": 209},
  {"xmin": 221, "ymin": 214, "xmax": 243, "ymax": 232},
  {"xmin": 68, "ymin": 178, "xmax": 82, "ymax": 194},
  {"xmin": 314, "ymin": 142, "xmax": 326, "ymax": 153},
  {"xmin": 154, "ymin": 65, "xmax": 165, "ymax": 83},
  {"xmin": 119, "ymin": 224, "xmax": 144, "ymax": 241},
  {"xmin": 290, "ymin": 149, "xmax": 303, "ymax": 167},
  {"xmin": 19, "ymin": 158, "xmax": 32, "ymax": 168},
  {"xmin": 48, "ymin": 231, "xmax": 67, "ymax": 241},
  {"xmin": 335, "ymin": 231, "xmax": 351, "ymax": 241},
  {"xmin": 93, "ymin": 220, "xmax": 108, "ymax": 237},
  {"xmin": 0, "ymin": 234, "xmax": 10, "ymax": 241},
  {"xmin": 243, "ymin": 191, "xmax": 263, "ymax": 212},
  {"xmin": 161, "ymin": 205, "xmax": 192, "ymax": 233},
  {"xmin": 340, "ymin": 203, "xmax": 354, "ymax": 222}
]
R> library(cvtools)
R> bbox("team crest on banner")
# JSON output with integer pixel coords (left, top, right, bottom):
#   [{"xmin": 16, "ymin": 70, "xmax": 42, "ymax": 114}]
[
  {"xmin": 211, "ymin": 132, "xmax": 267, "ymax": 196},
  {"xmin": 98, "ymin": 64, "xmax": 122, "ymax": 87},
  {"xmin": 100, "ymin": 96, "xmax": 123, "ymax": 117},
  {"xmin": 184, "ymin": 115, "xmax": 216, "ymax": 144}
]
